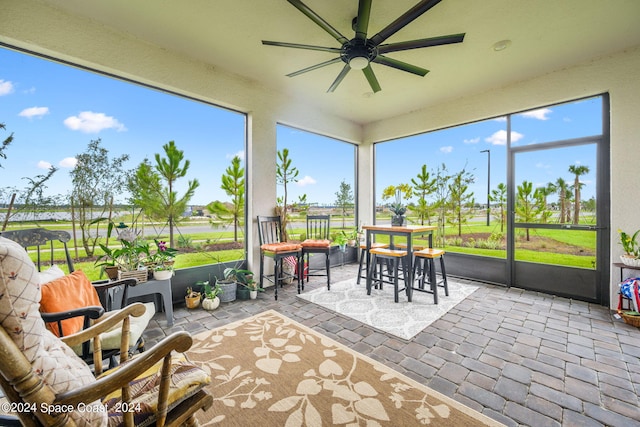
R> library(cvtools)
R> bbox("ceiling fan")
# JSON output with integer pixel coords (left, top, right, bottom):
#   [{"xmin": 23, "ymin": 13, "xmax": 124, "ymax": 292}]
[{"xmin": 263, "ymin": 0, "xmax": 465, "ymax": 93}]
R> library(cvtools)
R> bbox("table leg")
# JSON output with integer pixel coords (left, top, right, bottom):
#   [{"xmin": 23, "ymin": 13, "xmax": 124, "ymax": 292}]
[
  {"xmin": 365, "ymin": 230, "xmax": 372, "ymax": 293},
  {"xmin": 406, "ymin": 232, "xmax": 413, "ymax": 302}
]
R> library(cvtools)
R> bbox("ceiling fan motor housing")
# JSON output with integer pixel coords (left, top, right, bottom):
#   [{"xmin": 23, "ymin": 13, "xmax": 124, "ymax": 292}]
[{"xmin": 341, "ymin": 39, "xmax": 377, "ymax": 68}]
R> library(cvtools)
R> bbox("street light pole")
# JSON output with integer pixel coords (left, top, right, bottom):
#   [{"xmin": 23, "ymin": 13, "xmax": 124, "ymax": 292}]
[{"xmin": 480, "ymin": 149, "xmax": 490, "ymax": 226}]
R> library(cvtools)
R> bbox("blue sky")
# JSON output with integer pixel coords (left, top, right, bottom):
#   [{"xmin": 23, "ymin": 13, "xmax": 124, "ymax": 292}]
[{"xmin": 1, "ymin": 47, "xmax": 601, "ymax": 207}]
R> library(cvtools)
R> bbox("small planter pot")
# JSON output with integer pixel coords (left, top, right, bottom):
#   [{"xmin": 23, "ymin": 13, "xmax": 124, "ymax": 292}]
[
  {"xmin": 391, "ymin": 215, "xmax": 406, "ymax": 226},
  {"xmin": 236, "ymin": 287, "xmax": 251, "ymax": 300},
  {"xmin": 185, "ymin": 294, "xmax": 201, "ymax": 309},
  {"xmin": 153, "ymin": 269, "xmax": 173, "ymax": 281},
  {"xmin": 104, "ymin": 266, "xmax": 119, "ymax": 280},
  {"xmin": 217, "ymin": 280, "xmax": 237, "ymax": 303},
  {"xmin": 250, "ymin": 290, "xmax": 258, "ymax": 300},
  {"xmin": 202, "ymin": 296, "xmax": 220, "ymax": 311}
]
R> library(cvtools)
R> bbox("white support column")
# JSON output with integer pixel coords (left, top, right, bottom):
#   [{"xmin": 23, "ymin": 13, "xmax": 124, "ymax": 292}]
[{"xmin": 357, "ymin": 141, "xmax": 375, "ymax": 227}]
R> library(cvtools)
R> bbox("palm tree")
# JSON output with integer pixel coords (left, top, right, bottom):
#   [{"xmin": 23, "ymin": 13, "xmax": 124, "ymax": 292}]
[
  {"xmin": 537, "ymin": 183, "xmax": 556, "ymax": 223},
  {"xmin": 568, "ymin": 164, "xmax": 590, "ymax": 224},
  {"xmin": 554, "ymin": 177, "xmax": 569, "ymax": 223}
]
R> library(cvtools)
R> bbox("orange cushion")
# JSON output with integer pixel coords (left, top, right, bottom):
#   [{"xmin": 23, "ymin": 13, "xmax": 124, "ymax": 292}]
[
  {"xmin": 301, "ymin": 239, "xmax": 331, "ymax": 248},
  {"xmin": 40, "ymin": 270, "xmax": 102, "ymax": 337},
  {"xmin": 261, "ymin": 243, "xmax": 302, "ymax": 253}
]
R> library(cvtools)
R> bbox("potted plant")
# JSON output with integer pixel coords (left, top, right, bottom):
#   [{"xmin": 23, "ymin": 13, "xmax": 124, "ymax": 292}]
[
  {"xmin": 382, "ymin": 184, "xmax": 413, "ymax": 226},
  {"xmin": 225, "ymin": 267, "xmax": 254, "ymax": 300},
  {"xmin": 201, "ymin": 281, "xmax": 222, "ymax": 310},
  {"xmin": 237, "ymin": 278, "xmax": 263, "ymax": 300},
  {"xmin": 332, "ymin": 231, "xmax": 349, "ymax": 252},
  {"xmin": 618, "ymin": 228, "xmax": 640, "ymax": 266},
  {"xmin": 185, "ymin": 287, "xmax": 201, "ymax": 309},
  {"xmin": 148, "ymin": 239, "xmax": 178, "ymax": 280},
  {"xmin": 245, "ymin": 280, "xmax": 264, "ymax": 300}
]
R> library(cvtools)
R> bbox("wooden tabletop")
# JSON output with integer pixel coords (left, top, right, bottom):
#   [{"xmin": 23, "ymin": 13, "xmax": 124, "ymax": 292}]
[{"xmin": 361, "ymin": 224, "xmax": 437, "ymax": 233}]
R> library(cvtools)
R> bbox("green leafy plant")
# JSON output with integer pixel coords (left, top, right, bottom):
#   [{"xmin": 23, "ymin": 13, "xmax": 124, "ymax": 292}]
[
  {"xmin": 618, "ymin": 228, "xmax": 640, "ymax": 257},
  {"xmin": 186, "ymin": 287, "xmax": 201, "ymax": 298},
  {"xmin": 223, "ymin": 267, "xmax": 254, "ymax": 285},
  {"xmin": 202, "ymin": 281, "xmax": 222, "ymax": 299},
  {"xmin": 148, "ymin": 239, "xmax": 178, "ymax": 271}
]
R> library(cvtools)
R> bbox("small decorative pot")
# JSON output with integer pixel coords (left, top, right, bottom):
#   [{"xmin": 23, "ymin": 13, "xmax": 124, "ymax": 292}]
[
  {"xmin": 620, "ymin": 254, "xmax": 640, "ymax": 267},
  {"xmin": 153, "ymin": 269, "xmax": 173, "ymax": 281},
  {"xmin": 391, "ymin": 215, "xmax": 405, "ymax": 226},
  {"xmin": 249, "ymin": 290, "xmax": 258, "ymax": 300},
  {"xmin": 185, "ymin": 294, "xmax": 201, "ymax": 309},
  {"xmin": 202, "ymin": 296, "xmax": 220, "ymax": 311},
  {"xmin": 236, "ymin": 287, "xmax": 251, "ymax": 300}
]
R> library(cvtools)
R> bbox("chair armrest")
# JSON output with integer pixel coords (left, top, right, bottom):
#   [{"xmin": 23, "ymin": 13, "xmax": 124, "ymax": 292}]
[
  {"xmin": 40, "ymin": 306, "xmax": 104, "ymax": 324},
  {"xmin": 54, "ymin": 331, "xmax": 193, "ymax": 407},
  {"xmin": 59, "ymin": 302, "xmax": 146, "ymax": 347}
]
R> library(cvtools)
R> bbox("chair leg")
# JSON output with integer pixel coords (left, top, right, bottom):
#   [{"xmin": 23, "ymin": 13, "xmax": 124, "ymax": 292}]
[
  {"xmin": 326, "ymin": 252, "xmax": 331, "ymax": 290},
  {"xmin": 274, "ymin": 258, "xmax": 280, "ymax": 301},
  {"xmin": 429, "ymin": 258, "xmax": 438, "ymax": 305},
  {"xmin": 440, "ymin": 255, "xmax": 449, "ymax": 296},
  {"xmin": 297, "ymin": 254, "xmax": 303, "ymax": 293},
  {"xmin": 259, "ymin": 254, "xmax": 265, "ymax": 289},
  {"xmin": 393, "ymin": 259, "xmax": 400, "ymax": 303},
  {"xmin": 356, "ymin": 248, "xmax": 365, "ymax": 284},
  {"xmin": 366, "ymin": 253, "xmax": 377, "ymax": 295}
]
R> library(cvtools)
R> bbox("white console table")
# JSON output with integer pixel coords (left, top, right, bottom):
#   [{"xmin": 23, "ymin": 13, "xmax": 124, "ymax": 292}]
[{"xmin": 110, "ymin": 278, "xmax": 174, "ymax": 326}]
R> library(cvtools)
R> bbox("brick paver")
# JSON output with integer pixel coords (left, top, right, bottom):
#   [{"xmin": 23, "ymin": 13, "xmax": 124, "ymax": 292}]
[{"xmin": 143, "ymin": 263, "xmax": 640, "ymax": 426}]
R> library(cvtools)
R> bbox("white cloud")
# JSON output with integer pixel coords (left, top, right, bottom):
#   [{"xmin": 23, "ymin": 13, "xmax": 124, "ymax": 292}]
[
  {"xmin": 297, "ymin": 175, "xmax": 317, "ymax": 187},
  {"xmin": 37, "ymin": 160, "xmax": 52, "ymax": 169},
  {"xmin": 535, "ymin": 162, "xmax": 551, "ymax": 169},
  {"xmin": 520, "ymin": 108, "xmax": 552, "ymax": 120},
  {"xmin": 19, "ymin": 106, "xmax": 49, "ymax": 119},
  {"xmin": 59, "ymin": 157, "xmax": 77, "ymax": 168},
  {"xmin": 226, "ymin": 150, "xmax": 244, "ymax": 160},
  {"xmin": 0, "ymin": 80, "xmax": 14, "ymax": 96},
  {"xmin": 463, "ymin": 137, "xmax": 480, "ymax": 144},
  {"xmin": 440, "ymin": 146, "xmax": 453, "ymax": 153},
  {"xmin": 485, "ymin": 130, "xmax": 524, "ymax": 145},
  {"xmin": 63, "ymin": 111, "xmax": 126, "ymax": 133},
  {"xmin": 493, "ymin": 117, "xmax": 507, "ymax": 122}
]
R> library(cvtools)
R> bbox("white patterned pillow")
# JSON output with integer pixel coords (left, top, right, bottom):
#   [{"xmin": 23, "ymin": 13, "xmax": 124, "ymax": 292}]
[
  {"xmin": 38, "ymin": 264, "xmax": 66, "ymax": 285},
  {"xmin": 0, "ymin": 237, "xmax": 107, "ymax": 426}
]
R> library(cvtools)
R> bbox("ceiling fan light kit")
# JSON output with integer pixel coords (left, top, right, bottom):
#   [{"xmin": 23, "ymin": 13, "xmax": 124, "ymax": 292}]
[{"xmin": 263, "ymin": 0, "xmax": 465, "ymax": 93}]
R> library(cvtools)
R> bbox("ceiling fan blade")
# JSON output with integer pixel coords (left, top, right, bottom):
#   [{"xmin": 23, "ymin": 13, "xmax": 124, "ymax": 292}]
[
  {"xmin": 262, "ymin": 40, "xmax": 342, "ymax": 54},
  {"xmin": 287, "ymin": 0, "xmax": 349, "ymax": 44},
  {"xmin": 377, "ymin": 33, "xmax": 465, "ymax": 54},
  {"xmin": 373, "ymin": 55, "xmax": 429, "ymax": 76},
  {"xmin": 286, "ymin": 57, "xmax": 343, "ymax": 77},
  {"xmin": 354, "ymin": 0, "xmax": 373, "ymax": 40},
  {"xmin": 362, "ymin": 65, "xmax": 381, "ymax": 93},
  {"xmin": 327, "ymin": 64, "xmax": 351, "ymax": 92},
  {"xmin": 369, "ymin": 0, "xmax": 442, "ymax": 46}
]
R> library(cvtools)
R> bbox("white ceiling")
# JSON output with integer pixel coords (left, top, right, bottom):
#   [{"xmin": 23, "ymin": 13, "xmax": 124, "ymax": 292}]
[{"xmin": 31, "ymin": 0, "xmax": 640, "ymax": 124}]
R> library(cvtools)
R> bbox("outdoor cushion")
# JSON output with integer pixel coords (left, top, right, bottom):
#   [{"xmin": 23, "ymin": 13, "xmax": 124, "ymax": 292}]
[
  {"xmin": 38, "ymin": 264, "xmax": 66, "ymax": 284},
  {"xmin": 100, "ymin": 353, "xmax": 210, "ymax": 427},
  {"xmin": 260, "ymin": 243, "xmax": 302, "ymax": 253},
  {"xmin": 301, "ymin": 239, "xmax": 331, "ymax": 248},
  {"xmin": 69, "ymin": 301, "xmax": 156, "ymax": 356},
  {"xmin": 40, "ymin": 269, "xmax": 103, "ymax": 337}
]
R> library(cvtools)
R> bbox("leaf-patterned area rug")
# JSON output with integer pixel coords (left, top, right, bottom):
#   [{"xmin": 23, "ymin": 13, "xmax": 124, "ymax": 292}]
[
  {"xmin": 297, "ymin": 279, "xmax": 478, "ymax": 340},
  {"xmin": 189, "ymin": 310, "xmax": 504, "ymax": 427}
]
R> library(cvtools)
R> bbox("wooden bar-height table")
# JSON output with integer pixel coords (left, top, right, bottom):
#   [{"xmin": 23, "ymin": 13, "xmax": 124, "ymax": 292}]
[{"xmin": 362, "ymin": 224, "xmax": 437, "ymax": 302}]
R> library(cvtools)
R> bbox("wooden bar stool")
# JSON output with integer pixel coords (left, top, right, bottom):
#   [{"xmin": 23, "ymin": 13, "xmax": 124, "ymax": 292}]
[
  {"xmin": 367, "ymin": 247, "xmax": 409, "ymax": 303},
  {"xmin": 356, "ymin": 242, "xmax": 389, "ymax": 284},
  {"xmin": 413, "ymin": 248, "xmax": 449, "ymax": 304}
]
